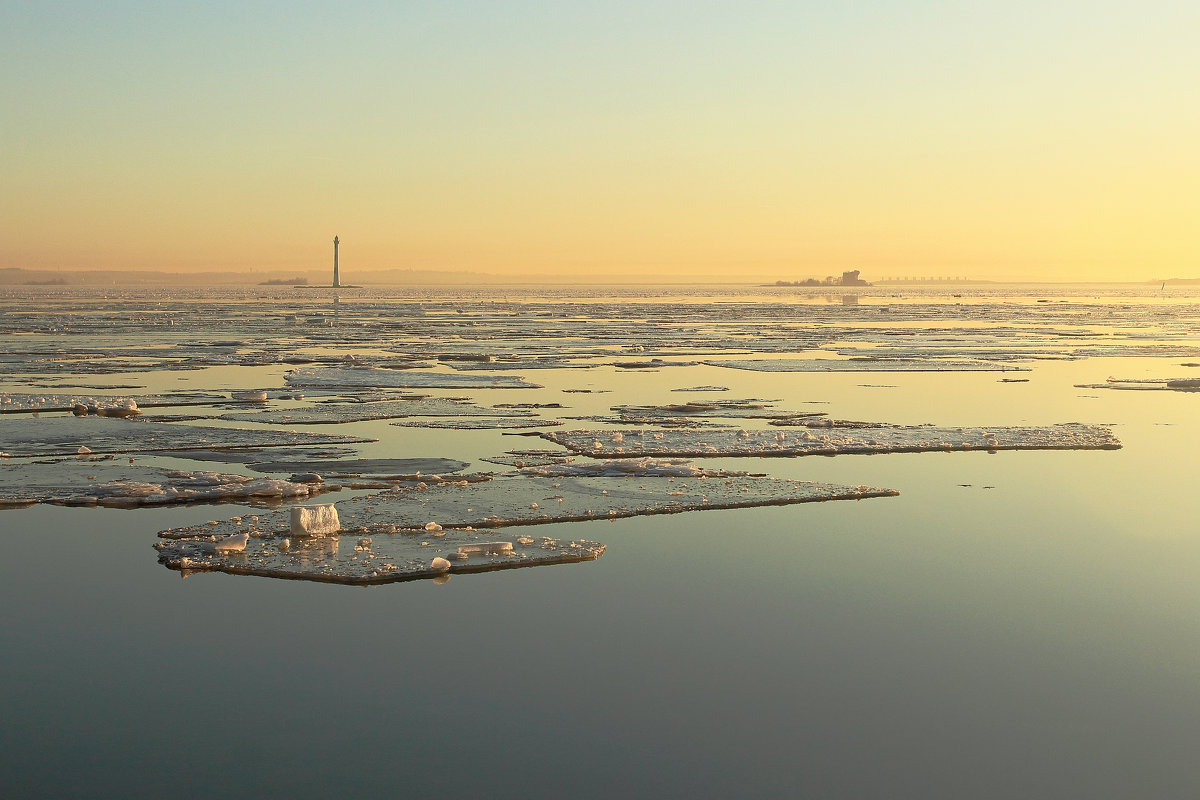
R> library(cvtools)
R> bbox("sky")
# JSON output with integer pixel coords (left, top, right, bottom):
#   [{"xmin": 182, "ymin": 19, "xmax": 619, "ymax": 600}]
[{"xmin": 2, "ymin": 0, "xmax": 1198, "ymax": 282}]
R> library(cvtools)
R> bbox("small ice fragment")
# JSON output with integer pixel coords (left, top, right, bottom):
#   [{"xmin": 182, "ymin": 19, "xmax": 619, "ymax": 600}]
[
  {"xmin": 214, "ymin": 532, "xmax": 249, "ymax": 552},
  {"xmin": 530, "ymin": 502, "xmax": 539, "ymax": 509},
  {"xmin": 77, "ymin": 445, "xmax": 92, "ymax": 455},
  {"xmin": 289, "ymin": 503, "xmax": 341, "ymax": 536},
  {"xmin": 232, "ymin": 390, "xmax": 268, "ymax": 403},
  {"xmin": 72, "ymin": 404, "xmax": 89, "ymax": 416},
  {"xmin": 424, "ymin": 521, "xmax": 443, "ymax": 532},
  {"xmin": 431, "ymin": 556, "xmax": 451, "ymax": 572}
]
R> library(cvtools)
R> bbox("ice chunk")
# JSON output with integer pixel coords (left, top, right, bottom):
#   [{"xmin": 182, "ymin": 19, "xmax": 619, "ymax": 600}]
[
  {"xmin": 214, "ymin": 532, "xmax": 249, "ymax": 552},
  {"xmin": 231, "ymin": 390, "xmax": 268, "ymax": 403},
  {"xmin": 290, "ymin": 503, "xmax": 341, "ymax": 536}
]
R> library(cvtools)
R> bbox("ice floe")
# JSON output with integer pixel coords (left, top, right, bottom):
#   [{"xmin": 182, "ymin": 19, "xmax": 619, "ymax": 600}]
[
  {"xmin": 219, "ymin": 397, "xmax": 534, "ymax": 425},
  {"xmin": 0, "ymin": 459, "xmax": 317, "ymax": 508},
  {"xmin": 514, "ymin": 457, "xmax": 741, "ymax": 478},
  {"xmin": 541, "ymin": 423, "xmax": 1121, "ymax": 458},
  {"xmin": 155, "ymin": 523, "xmax": 607, "ymax": 585},
  {"xmin": 161, "ymin": 473, "xmax": 896, "ymax": 538},
  {"xmin": 0, "ymin": 392, "xmax": 230, "ymax": 414},
  {"xmin": 154, "ymin": 470, "xmax": 895, "ymax": 582},
  {"xmin": 1076, "ymin": 378, "xmax": 1200, "ymax": 392},
  {"xmin": 390, "ymin": 417, "xmax": 561, "ymax": 430},
  {"xmin": 478, "ymin": 449, "xmax": 575, "ymax": 468},
  {"xmin": 704, "ymin": 358, "xmax": 1026, "ymax": 373},
  {"xmin": 245, "ymin": 457, "xmax": 470, "ymax": 479},
  {"xmin": 569, "ymin": 400, "xmax": 826, "ymax": 427},
  {"xmin": 0, "ymin": 416, "xmax": 373, "ymax": 458},
  {"xmin": 285, "ymin": 367, "xmax": 539, "ymax": 390}
]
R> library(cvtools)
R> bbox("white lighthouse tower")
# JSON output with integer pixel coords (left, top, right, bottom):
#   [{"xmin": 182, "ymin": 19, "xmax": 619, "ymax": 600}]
[{"xmin": 332, "ymin": 236, "xmax": 340, "ymax": 288}]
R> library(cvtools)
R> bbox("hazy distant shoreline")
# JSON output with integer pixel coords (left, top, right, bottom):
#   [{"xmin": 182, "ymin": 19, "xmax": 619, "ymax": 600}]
[{"xmin": 1, "ymin": 267, "xmax": 1197, "ymax": 288}]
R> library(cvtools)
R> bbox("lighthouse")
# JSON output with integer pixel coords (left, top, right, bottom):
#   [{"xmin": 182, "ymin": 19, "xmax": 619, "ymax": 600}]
[{"xmin": 332, "ymin": 235, "xmax": 340, "ymax": 288}]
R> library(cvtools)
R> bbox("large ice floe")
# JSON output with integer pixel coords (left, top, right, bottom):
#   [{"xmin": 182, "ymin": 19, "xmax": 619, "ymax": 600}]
[
  {"xmin": 541, "ymin": 423, "xmax": 1121, "ymax": 458},
  {"xmin": 704, "ymin": 358, "xmax": 1028, "ymax": 373},
  {"xmin": 390, "ymin": 417, "xmax": 561, "ymax": 430},
  {"xmin": 0, "ymin": 392, "xmax": 232, "ymax": 414},
  {"xmin": 568, "ymin": 399, "xmax": 826, "ymax": 427},
  {"xmin": 1075, "ymin": 377, "xmax": 1200, "ymax": 392},
  {"xmin": 0, "ymin": 459, "xmax": 316, "ymax": 508},
  {"xmin": 244, "ymin": 457, "xmax": 471, "ymax": 480},
  {"xmin": 218, "ymin": 397, "xmax": 535, "ymax": 425},
  {"xmin": 0, "ymin": 416, "xmax": 373, "ymax": 458},
  {"xmin": 155, "ymin": 471, "xmax": 895, "ymax": 584},
  {"xmin": 284, "ymin": 367, "xmax": 539, "ymax": 390}
]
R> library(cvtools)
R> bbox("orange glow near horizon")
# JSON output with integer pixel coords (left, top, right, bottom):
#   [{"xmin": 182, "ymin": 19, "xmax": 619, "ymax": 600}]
[{"xmin": 3, "ymin": 2, "xmax": 1198, "ymax": 283}]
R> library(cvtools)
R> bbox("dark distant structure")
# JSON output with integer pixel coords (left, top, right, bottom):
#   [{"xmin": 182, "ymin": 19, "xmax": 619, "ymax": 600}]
[
  {"xmin": 772, "ymin": 269, "xmax": 871, "ymax": 287},
  {"xmin": 331, "ymin": 236, "xmax": 340, "ymax": 289}
]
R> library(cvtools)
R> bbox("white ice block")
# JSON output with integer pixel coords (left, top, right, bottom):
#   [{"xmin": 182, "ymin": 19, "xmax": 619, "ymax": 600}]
[{"xmin": 290, "ymin": 503, "xmax": 341, "ymax": 536}]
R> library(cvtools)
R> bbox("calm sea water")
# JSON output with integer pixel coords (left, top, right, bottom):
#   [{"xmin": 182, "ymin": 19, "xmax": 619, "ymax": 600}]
[{"xmin": 2, "ymin": 284, "xmax": 1199, "ymax": 798}]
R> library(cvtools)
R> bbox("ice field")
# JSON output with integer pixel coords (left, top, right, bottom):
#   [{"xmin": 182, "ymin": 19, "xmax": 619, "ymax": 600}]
[{"xmin": 3, "ymin": 283, "xmax": 1200, "ymax": 798}]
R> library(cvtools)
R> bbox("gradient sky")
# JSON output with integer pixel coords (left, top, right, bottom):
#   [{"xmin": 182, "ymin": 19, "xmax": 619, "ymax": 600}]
[{"xmin": 2, "ymin": 1, "xmax": 1198, "ymax": 281}]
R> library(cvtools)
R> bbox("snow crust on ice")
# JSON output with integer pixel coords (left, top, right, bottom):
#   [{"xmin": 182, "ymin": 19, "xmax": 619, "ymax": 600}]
[{"xmin": 541, "ymin": 423, "xmax": 1121, "ymax": 458}]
